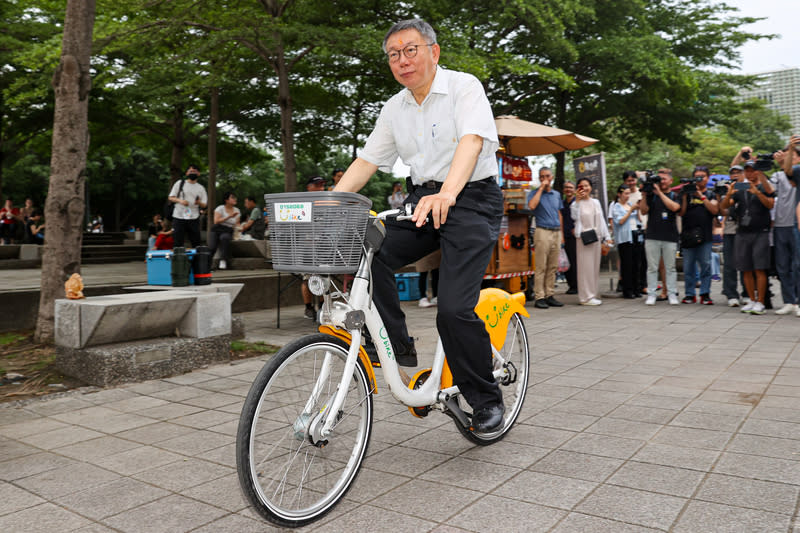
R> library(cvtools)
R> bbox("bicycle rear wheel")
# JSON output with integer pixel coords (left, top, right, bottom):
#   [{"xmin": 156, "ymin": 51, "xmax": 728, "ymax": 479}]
[
  {"xmin": 236, "ymin": 334, "xmax": 373, "ymax": 528},
  {"xmin": 457, "ymin": 312, "xmax": 530, "ymax": 445}
]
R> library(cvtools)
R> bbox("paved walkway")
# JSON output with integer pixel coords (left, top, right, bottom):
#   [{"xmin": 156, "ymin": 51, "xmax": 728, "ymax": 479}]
[{"xmin": 2, "ymin": 281, "xmax": 800, "ymax": 532}]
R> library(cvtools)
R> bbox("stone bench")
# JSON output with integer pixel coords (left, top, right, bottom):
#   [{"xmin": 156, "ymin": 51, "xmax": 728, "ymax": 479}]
[
  {"xmin": 55, "ymin": 290, "xmax": 233, "ymax": 386},
  {"xmin": 0, "ymin": 245, "xmax": 21, "ymax": 260},
  {"xmin": 215, "ymin": 238, "xmax": 271, "ymax": 270}
]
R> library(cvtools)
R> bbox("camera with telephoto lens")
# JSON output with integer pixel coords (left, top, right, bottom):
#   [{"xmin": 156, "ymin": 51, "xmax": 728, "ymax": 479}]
[
  {"xmin": 680, "ymin": 177, "xmax": 701, "ymax": 194},
  {"xmin": 640, "ymin": 170, "xmax": 660, "ymax": 194},
  {"xmin": 714, "ymin": 180, "xmax": 731, "ymax": 195},
  {"xmin": 742, "ymin": 151, "xmax": 777, "ymax": 172}
]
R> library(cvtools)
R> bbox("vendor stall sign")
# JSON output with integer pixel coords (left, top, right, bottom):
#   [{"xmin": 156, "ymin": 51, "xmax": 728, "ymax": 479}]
[
  {"xmin": 573, "ymin": 153, "xmax": 608, "ymax": 218},
  {"xmin": 498, "ymin": 154, "xmax": 532, "ymax": 182}
]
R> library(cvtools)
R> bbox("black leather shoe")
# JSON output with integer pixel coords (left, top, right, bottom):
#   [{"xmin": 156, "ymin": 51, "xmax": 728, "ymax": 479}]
[
  {"xmin": 395, "ymin": 341, "xmax": 418, "ymax": 367},
  {"xmin": 565, "ymin": 287, "xmax": 578, "ymax": 295},
  {"xmin": 545, "ymin": 296, "xmax": 563, "ymax": 307},
  {"xmin": 534, "ymin": 299, "xmax": 549, "ymax": 309},
  {"xmin": 472, "ymin": 403, "xmax": 505, "ymax": 433}
]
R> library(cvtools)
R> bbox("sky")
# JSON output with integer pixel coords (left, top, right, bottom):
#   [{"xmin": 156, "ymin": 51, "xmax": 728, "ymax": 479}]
[{"xmin": 716, "ymin": 0, "xmax": 799, "ymax": 74}]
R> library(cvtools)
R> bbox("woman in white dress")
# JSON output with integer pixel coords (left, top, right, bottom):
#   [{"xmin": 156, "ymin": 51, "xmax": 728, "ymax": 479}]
[{"xmin": 570, "ymin": 178, "xmax": 611, "ymax": 305}]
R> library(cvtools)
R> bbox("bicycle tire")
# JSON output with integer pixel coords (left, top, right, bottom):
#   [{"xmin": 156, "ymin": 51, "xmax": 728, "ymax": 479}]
[
  {"xmin": 236, "ymin": 334, "xmax": 373, "ymax": 527},
  {"xmin": 455, "ymin": 312, "xmax": 530, "ymax": 445}
]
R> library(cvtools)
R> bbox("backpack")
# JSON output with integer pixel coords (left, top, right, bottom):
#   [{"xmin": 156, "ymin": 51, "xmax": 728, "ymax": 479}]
[{"xmin": 163, "ymin": 179, "xmax": 185, "ymax": 221}]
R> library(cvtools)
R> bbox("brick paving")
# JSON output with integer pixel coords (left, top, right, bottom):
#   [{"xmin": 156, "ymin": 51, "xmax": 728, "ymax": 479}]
[{"xmin": 2, "ymin": 279, "xmax": 800, "ymax": 532}]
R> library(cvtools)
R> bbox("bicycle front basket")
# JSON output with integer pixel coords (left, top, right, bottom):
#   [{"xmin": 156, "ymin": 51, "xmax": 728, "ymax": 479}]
[{"xmin": 265, "ymin": 191, "xmax": 373, "ymax": 274}]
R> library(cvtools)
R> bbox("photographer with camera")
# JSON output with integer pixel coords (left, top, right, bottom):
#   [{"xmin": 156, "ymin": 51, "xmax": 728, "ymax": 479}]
[
  {"xmin": 720, "ymin": 160, "xmax": 775, "ymax": 315},
  {"xmin": 770, "ymin": 147, "xmax": 800, "ymax": 315},
  {"xmin": 638, "ymin": 168, "xmax": 681, "ymax": 305},
  {"xmin": 678, "ymin": 166, "xmax": 718, "ymax": 304},
  {"xmin": 718, "ymin": 166, "xmax": 746, "ymax": 306}
]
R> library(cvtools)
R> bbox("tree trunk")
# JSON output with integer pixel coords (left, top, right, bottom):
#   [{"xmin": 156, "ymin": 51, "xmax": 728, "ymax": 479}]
[
  {"xmin": 554, "ymin": 90, "xmax": 568, "ymax": 191},
  {"xmin": 207, "ymin": 86, "xmax": 219, "ymax": 231},
  {"xmin": 275, "ymin": 48, "xmax": 297, "ymax": 192},
  {"xmin": 169, "ymin": 104, "xmax": 185, "ymax": 185},
  {"xmin": 35, "ymin": 0, "xmax": 95, "ymax": 343}
]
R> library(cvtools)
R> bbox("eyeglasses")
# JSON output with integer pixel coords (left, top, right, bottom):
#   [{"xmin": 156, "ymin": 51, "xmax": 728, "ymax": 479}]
[{"xmin": 386, "ymin": 43, "xmax": 434, "ymax": 63}]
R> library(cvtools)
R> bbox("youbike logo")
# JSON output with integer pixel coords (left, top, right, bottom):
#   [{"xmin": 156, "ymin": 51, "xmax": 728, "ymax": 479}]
[
  {"xmin": 485, "ymin": 302, "xmax": 510, "ymax": 328},
  {"xmin": 275, "ymin": 202, "xmax": 312, "ymax": 222}
]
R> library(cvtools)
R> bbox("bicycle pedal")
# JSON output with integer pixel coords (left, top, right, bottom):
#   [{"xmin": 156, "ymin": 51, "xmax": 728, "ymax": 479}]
[{"xmin": 407, "ymin": 368, "xmax": 432, "ymax": 418}]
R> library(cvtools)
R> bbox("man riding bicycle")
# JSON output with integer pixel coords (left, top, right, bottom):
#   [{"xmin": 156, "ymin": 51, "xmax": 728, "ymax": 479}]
[{"xmin": 335, "ymin": 18, "xmax": 505, "ymax": 433}]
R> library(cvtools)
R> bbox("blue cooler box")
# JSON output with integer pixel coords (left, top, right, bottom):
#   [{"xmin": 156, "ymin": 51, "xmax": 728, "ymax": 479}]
[
  {"xmin": 395, "ymin": 272, "xmax": 421, "ymax": 301},
  {"xmin": 146, "ymin": 249, "xmax": 196, "ymax": 285}
]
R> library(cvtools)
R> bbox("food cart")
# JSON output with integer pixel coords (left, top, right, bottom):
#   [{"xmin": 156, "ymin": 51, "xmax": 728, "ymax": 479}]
[{"xmin": 484, "ymin": 116, "xmax": 599, "ymax": 296}]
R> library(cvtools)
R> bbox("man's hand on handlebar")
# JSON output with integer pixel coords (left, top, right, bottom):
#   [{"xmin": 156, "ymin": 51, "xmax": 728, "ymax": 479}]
[{"xmin": 412, "ymin": 192, "xmax": 457, "ymax": 229}]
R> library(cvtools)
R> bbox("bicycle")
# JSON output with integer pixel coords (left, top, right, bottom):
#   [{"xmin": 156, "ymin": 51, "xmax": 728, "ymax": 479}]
[{"xmin": 236, "ymin": 191, "xmax": 531, "ymax": 528}]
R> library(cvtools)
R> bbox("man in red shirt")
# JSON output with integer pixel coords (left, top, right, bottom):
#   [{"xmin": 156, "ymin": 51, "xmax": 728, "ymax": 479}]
[{"xmin": 0, "ymin": 199, "xmax": 21, "ymax": 244}]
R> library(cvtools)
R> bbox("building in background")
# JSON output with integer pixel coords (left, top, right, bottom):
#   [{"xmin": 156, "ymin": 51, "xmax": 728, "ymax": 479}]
[{"xmin": 738, "ymin": 67, "xmax": 800, "ymax": 131}]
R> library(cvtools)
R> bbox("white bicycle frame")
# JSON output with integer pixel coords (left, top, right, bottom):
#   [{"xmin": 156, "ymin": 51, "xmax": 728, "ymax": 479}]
[{"xmin": 312, "ymin": 213, "xmax": 509, "ymax": 438}]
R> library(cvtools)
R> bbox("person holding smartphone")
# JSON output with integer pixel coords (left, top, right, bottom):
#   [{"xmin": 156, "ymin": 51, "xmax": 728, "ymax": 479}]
[
  {"xmin": 720, "ymin": 160, "xmax": 775, "ymax": 314},
  {"xmin": 167, "ymin": 165, "xmax": 208, "ymax": 248}
]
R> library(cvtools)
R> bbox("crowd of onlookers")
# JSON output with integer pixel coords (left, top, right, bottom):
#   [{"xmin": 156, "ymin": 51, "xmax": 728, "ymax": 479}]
[
  {"xmin": 0, "ymin": 197, "xmax": 45, "ymax": 245},
  {"xmin": 529, "ymin": 135, "xmax": 800, "ymax": 315}
]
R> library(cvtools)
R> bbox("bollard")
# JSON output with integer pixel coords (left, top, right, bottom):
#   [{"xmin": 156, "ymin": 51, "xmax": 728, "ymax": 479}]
[
  {"xmin": 171, "ymin": 247, "xmax": 191, "ymax": 287},
  {"xmin": 193, "ymin": 246, "xmax": 212, "ymax": 286}
]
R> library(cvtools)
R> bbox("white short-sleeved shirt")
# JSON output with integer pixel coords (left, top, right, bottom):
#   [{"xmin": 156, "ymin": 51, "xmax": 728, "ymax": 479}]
[
  {"xmin": 169, "ymin": 180, "xmax": 208, "ymax": 220},
  {"xmin": 214, "ymin": 205, "xmax": 241, "ymax": 228},
  {"xmin": 359, "ymin": 66, "xmax": 498, "ymax": 185}
]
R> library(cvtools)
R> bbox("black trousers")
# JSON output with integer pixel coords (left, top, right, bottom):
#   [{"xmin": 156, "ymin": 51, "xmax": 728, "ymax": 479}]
[
  {"xmin": 618, "ymin": 242, "xmax": 641, "ymax": 296},
  {"xmin": 208, "ymin": 226, "xmax": 233, "ymax": 262},
  {"xmin": 635, "ymin": 239, "xmax": 646, "ymax": 292},
  {"xmin": 173, "ymin": 218, "xmax": 202, "ymax": 248},
  {"xmin": 564, "ymin": 235, "xmax": 577, "ymax": 291},
  {"xmin": 372, "ymin": 181, "xmax": 504, "ymax": 411}
]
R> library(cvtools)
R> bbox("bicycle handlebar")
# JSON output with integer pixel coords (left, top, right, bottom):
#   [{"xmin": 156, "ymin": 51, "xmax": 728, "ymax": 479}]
[{"xmin": 376, "ymin": 203, "xmax": 416, "ymax": 222}]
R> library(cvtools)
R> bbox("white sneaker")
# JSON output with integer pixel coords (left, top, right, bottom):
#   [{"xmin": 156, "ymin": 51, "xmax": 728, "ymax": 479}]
[
  {"xmin": 218, "ymin": 260, "xmax": 227, "ymax": 270},
  {"xmin": 580, "ymin": 298, "xmax": 602, "ymax": 306},
  {"xmin": 741, "ymin": 301, "xmax": 755, "ymax": 313},
  {"xmin": 645, "ymin": 295, "xmax": 656, "ymax": 305},
  {"xmin": 742, "ymin": 297, "xmax": 752, "ymax": 306},
  {"xmin": 430, "ymin": 296, "xmax": 438, "ymax": 306},
  {"xmin": 418, "ymin": 297, "xmax": 436, "ymax": 308},
  {"xmin": 750, "ymin": 302, "xmax": 765, "ymax": 315},
  {"xmin": 795, "ymin": 306, "xmax": 800, "ymax": 317},
  {"xmin": 727, "ymin": 298, "xmax": 739, "ymax": 307},
  {"xmin": 775, "ymin": 303, "xmax": 796, "ymax": 315},
  {"xmin": 668, "ymin": 294, "xmax": 679, "ymax": 305}
]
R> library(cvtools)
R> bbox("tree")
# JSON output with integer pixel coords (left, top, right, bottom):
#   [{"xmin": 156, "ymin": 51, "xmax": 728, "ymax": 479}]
[{"xmin": 35, "ymin": 0, "xmax": 95, "ymax": 343}]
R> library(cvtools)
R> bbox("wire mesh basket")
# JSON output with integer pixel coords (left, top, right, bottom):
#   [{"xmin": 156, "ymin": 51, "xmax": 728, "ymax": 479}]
[{"xmin": 265, "ymin": 191, "xmax": 373, "ymax": 274}]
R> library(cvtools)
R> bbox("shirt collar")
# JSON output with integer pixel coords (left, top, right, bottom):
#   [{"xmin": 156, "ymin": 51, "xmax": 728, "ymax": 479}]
[{"xmin": 401, "ymin": 66, "xmax": 447, "ymax": 106}]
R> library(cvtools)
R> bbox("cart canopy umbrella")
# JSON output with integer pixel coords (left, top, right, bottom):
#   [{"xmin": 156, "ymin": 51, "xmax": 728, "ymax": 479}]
[{"xmin": 495, "ymin": 115, "xmax": 598, "ymax": 156}]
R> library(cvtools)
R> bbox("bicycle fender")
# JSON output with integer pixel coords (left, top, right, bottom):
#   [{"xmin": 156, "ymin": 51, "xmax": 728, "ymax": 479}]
[
  {"xmin": 318, "ymin": 325, "xmax": 378, "ymax": 394},
  {"xmin": 475, "ymin": 288, "xmax": 529, "ymax": 350}
]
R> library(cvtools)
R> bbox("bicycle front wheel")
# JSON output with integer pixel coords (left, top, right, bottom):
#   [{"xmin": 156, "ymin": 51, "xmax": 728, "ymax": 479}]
[{"xmin": 236, "ymin": 334, "xmax": 373, "ymax": 528}]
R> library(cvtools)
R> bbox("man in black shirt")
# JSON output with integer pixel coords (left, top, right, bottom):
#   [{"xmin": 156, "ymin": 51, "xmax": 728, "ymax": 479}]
[
  {"xmin": 639, "ymin": 168, "xmax": 681, "ymax": 305},
  {"xmin": 720, "ymin": 160, "xmax": 775, "ymax": 315},
  {"xmin": 560, "ymin": 180, "xmax": 578, "ymax": 294},
  {"xmin": 679, "ymin": 166, "xmax": 718, "ymax": 305}
]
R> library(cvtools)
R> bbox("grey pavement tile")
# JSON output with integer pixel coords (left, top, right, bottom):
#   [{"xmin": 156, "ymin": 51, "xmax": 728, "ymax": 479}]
[
  {"xmin": 51, "ymin": 405, "xmax": 126, "ymax": 426},
  {"xmin": 364, "ymin": 444, "xmax": 451, "ymax": 477},
  {"xmin": 493, "ymin": 470, "xmax": 597, "ymax": 510},
  {"xmin": 584, "ymin": 417, "xmax": 663, "ymax": 441},
  {"xmin": 642, "ymin": 385, "xmax": 702, "ymax": 399},
  {"xmin": 726, "ymin": 433, "xmax": 800, "ymax": 461},
  {"xmin": 15, "ymin": 462, "xmax": 119, "ymax": 499},
  {"xmin": 161, "ymin": 371, "xmax": 220, "ymax": 385},
  {"xmin": 371, "ymin": 478, "xmax": 482, "ymax": 522},
  {"xmin": 669, "ymin": 411, "xmax": 744, "ymax": 432},
  {"xmin": 341, "ymin": 466, "xmax": 411, "ymax": 503},
  {"xmin": 190, "ymin": 513, "xmax": 282, "ymax": 533},
  {"xmin": 0, "ymin": 481, "xmax": 45, "ymax": 516},
  {"xmin": 696, "ymin": 473, "xmax": 799, "ymax": 515},
  {"xmin": 53, "ymin": 435, "xmax": 141, "ymax": 461},
  {"xmin": 429, "ymin": 526, "xmax": 474, "ymax": 533},
  {"xmin": 132, "ymin": 456, "xmax": 232, "ymax": 491},
  {"xmin": 195, "ymin": 442, "xmax": 237, "ymax": 468},
  {"xmin": 178, "ymin": 392, "xmax": 242, "ymax": 409},
  {"xmin": 0, "ymin": 417, "xmax": 70, "ymax": 439},
  {"xmin": 575, "ymin": 484, "xmax": 686, "ymax": 530},
  {"xmin": 607, "ymin": 372, "xmax": 661, "ymax": 385},
  {"xmin": 551, "ymin": 512, "xmax": 662, "ymax": 532},
  {"xmin": 164, "ymin": 408, "xmax": 239, "ymax": 430},
  {"xmin": 760, "ymin": 395, "xmax": 800, "ymax": 410},
  {"xmin": 544, "ymin": 375, "xmax": 603, "ymax": 388},
  {"xmin": 547, "ymin": 398, "xmax": 617, "ymax": 417},
  {"xmin": 399, "ymin": 428, "xmax": 477, "ymax": 456},
  {"xmin": 180, "ymin": 473, "xmax": 249, "ymax": 513},
  {"xmin": 192, "ymin": 376, "xmax": 251, "ymax": 393},
  {"xmin": 147, "ymin": 385, "xmax": 210, "ymax": 402},
  {"xmin": 0, "ymin": 502, "xmax": 92, "ymax": 533},
  {"xmin": 651, "ymin": 426, "xmax": 733, "ymax": 450},
  {"xmin": 318, "ymin": 504, "xmax": 436, "ymax": 533},
  {"xmin": 766, "ymin": 384, "xmax": 800, "ymax": 398},
  {"xmin": 82, "ymin": 388, "xmax": 139, "ymax": 404},
  {"xmin": 459, "ymin": 440, "xmax": 550, "ymax": 469},
  {"xmin": 525, "ymin": 410, "xmax": 599, "ymax": 432},
  {"xmin": 570, "ymin": 389, "xmax": 634, "ymax": 405},
  {"xmin": 528, "ymin": 383, "xmax": 584, "ymax": 400},
  {"xmin": 0, "ymin": 451, "xmax": 75, "ymax": 481},
  {"xmin": 530, "ymin": 450, "xmax": 624, "ymax": 482},
  {"xmin": 607, "ymin": 461, "xmax": 706, "ymax": 497},
  {"xmin": 559, "ymin": 433, "xmax": 645, "ymax": 460},
  {"xmin": 632, "ymin": 443, "xmax": 721, "ymax": 472},
  {"xmin": 606, "ymin": 404, "xmax": 677, "ymax": 425},
  {"xmin": 625, "ymin": 394, "xmax": 692, "ymax": 410},
  {"xmin": 101, "ymin": 494, "xmax": 228, "ymax": 533},
  {"xmin": 714, "ymin": 452, "xmax": 800, "ymax": 485},
  {"xmin": 751, "ymin": 405, "xmax": 800, "ymax": 424},
  {"xmin": 419, "ymin": 456, "xmax": 520, "ymax": 493},
  {"xmin": 113, "ymin": 421, "xmax": 196, "ymax": 444},
  {"xmin": 54, "ymin": 477, "xmax": 170, "ymax": 520},
  {"xmin": 94, "ymin": 445, "xmax": 185, "ymax": 476},
  {"xmin": 698, "ymin": 390, "xmax": 763, "ymax": 405},
  {"xmin": 73, "ymin": 525, "xmax": 118, "ymax": 533},
  {"xmin": 133, "ymin": 402, "xmax": 204, "ymax": 420},
  {"xmin": 16, "ymin": 425, "xmax": 104, "ymax": 450},
  {"xmin": 447, "ymin": 493, "xmax": 565, "ymax": 533},
  {"xmin": 739, "ymin": 418, "xmax": 800, "ymax": 440},
  {"xmin": 25, "ymin": 397, "xmax": 94, "ymax": 416},
  {"xmin": 672, "ymin": 500, "xmax": 791, "ymax": 533},
  {"xmin": 683, "ymin": 399, "xmax": 753, "ymax": 417},
  {"xmin": 121, "ymin": 380, "xmax": 175, "ymax": 395},
  {"xmin": 506, "ymin": 423, "xmax": 576, "ymax": 449},
  {"xmin": 710, "ymin": 380, "xmax": 768, "ymax": 395},
  {"xmin": 0, "ymin": 437, "xmax": 36, "ymax": 462},
  {"xmin": 102, "ymin": 395, "xmax": 169, "ymax": 413},
  {"xmin": 589, "ymin": 380, "xmax": 650, "ymax": 394},
  {"xmin": 155, "ymin": 429, "xmax": 234, "ymax": 456}
]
